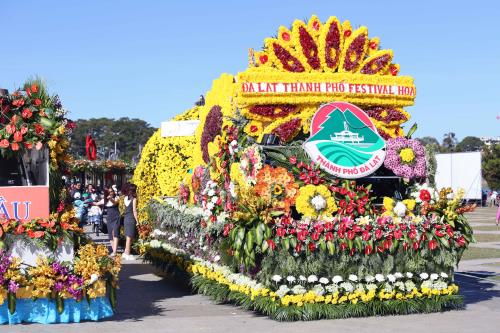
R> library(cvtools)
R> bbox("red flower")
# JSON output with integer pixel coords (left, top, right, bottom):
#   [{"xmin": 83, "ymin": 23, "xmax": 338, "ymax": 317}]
[
  {"xmin": 364, "ymin": 244, "xmax": 373, "ymax": 255},
  {"xmin": 34, "ymin": 98, "xmax": 42, "ymax": 106},
  {"xmin": 362, "ymin": 230, "xmax": 371, "ymax": 241},
  {"xmin": 403, "ymin": 242, "xmax": 410, "ymax": 251},
  {"xmin": 295, "ymin": 243, "xmax": 302, "ymax": 253},
  {"xmin": 13, "ymin": 131, "xmax": 23, "ymax": 142},
  {"xmin": 308, "ymin": 242, "xmax": 316, "ymax": 252},
  {"xmin": 325, "ymin": 232, "xmax": 334, "ymax": 241},
  {"xmin": 35, "ymin": 124, "xmax": 44, "ymax": 135},
  {"xmin": 337, "ymin": 229, "xmax": 345, "ymax": 239},
  {"xmin": 340, "ymin": 187, "xmax": 348, "ymax": 195},
  {"xmin": 276, "ymin": 228, "xmax": 286, "ymax": 237},
  {"xmin": 0, "ymin": 139, "xmax": 9, "ymax": 148},
  {"xmin": 435, "ymin": 230, "xmax": 445, "ymax": 237},
  {"xmin": 324, "ymin": 222, "xmax": 334, "ymax": 231},
  {"xmin": 6, "ymin": 124, "xmax": 16, "ymax": 134},
  {"xmin": 419, "ymin": 189, "xmax": 431, "ymax": 202},
  {"xmin": 11, "ymin": 142, "xmax": 19, "ymax": 151},
  {"xmin": 413, "ymin": 241, "xmax": 420, "ymax": 250},
  {"xmin": 375, "ymin": 228, "xmax": 383, "ymax": 239},
  {"xmin": 339, "ymin": 199, "xmax": 347, "ymax": 208},
  {"xmin": 250, "ymin": 125, "xmax": 258, "ymax": 133},
  {"xmin": 289, "ymin": 156, "xmax": 297, "ymax": 164},
  {"xmin": 21, "ymin": 108, "xmax": 33, "ymax": 119},
  {"xmin": 339, "ymin": 242, "xmax": 347, "ymax": 251},
  {"xmin": 311, "ymin": 231, "xmax": 320, "ymax": 241},
  {"xmin": 267, "ymin": 239, "xmax": 276, "ymax": 250},
  {"xmin": 408, "ymin": 229, "xmax": 417, "ymax": 239},
  {"xmin": 428, "ymin": 239, "xmax": 438, "ymax": 250},
  {"xmin": 297, "ymin": 230, "xmax": 309, "ymax": 241},
  {"xmin": 383, "ymin": 239, "xmax": 392, "ymax": 250},
  {"xmin": 456, "ymin": 236, "xmax": 466, "ymax": 247},
  {"xmin": 446, "ymin": 228, "xmax": 454, "ymax": 238},
  {"xmin": 20, "ymin": 125, "xmax": 28, "ymax": 135},
  {"xmin": 347, "ymin": 230, "xmax": 355, "ymax": 240},
  {"xmin": 33, "ymin": 231, "xmax": 45, "ymax": 238},
  {"xmin": 31, "ymin": 84, "xmax": 38, "ymax": 93},
  {"xmin": 394, "ymin": 229, "xmax": 403, "ymax": 240},
  {"xmin": 12, "ymin": 98, "xmax": 24, "ymax": 107}
]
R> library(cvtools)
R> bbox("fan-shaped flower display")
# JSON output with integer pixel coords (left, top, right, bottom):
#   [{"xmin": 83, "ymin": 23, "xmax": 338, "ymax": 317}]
[{"xmin": 254, "ymin": 165, "xmax": 298, "ymax": 212}]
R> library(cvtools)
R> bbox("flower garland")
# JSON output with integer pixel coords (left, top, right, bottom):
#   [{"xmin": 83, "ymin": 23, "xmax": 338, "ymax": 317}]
[{"xmin": 384, "ymin": 137, "xmax": 426, "ymax": 179}]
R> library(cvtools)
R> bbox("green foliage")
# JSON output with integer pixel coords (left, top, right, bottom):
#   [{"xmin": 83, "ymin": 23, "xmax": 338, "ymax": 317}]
[
  {"xmin": 424, "ymin": 144, "xmax": 438, "ymax": 187},
  {"xmin": 257, "ymin": 248, "xmax": 460, "ymax": 286},
  {"xmin": 455, "ymin": 136, "xmax": 484, "ymax": 152},
  {"xmin": 482, "ymin": 144, "xmax": 500, "ymax": 190},
  {"xmin": 69, "ymin": 117, "xmax": 156, "ymax": 162}
]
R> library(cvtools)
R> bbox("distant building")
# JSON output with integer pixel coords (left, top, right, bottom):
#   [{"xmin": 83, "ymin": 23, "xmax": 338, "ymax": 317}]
[{"xmin": 480, "ymin": 136, "xmax": 500, "ymax": 147}]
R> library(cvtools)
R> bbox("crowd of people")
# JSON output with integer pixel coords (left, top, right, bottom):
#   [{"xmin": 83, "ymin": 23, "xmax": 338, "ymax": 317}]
[{"xmin": 68, "ymin": 181, "xmax": 138, "ymax": 260}]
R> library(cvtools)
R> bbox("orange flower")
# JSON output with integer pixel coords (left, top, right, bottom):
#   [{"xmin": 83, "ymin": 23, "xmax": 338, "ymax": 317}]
[
  {"xmin": 11, "ymin": 142, "xmax": 19, "ymax": 151},
  {"xmin": 254, "ymin": 165, "xmax": 299, "ymax": 212}
]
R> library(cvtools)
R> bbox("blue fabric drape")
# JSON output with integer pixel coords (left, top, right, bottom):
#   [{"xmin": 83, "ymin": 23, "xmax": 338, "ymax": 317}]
[{"xmin": 0, "ymin": 297, "xmax": 113, "ymax": 324}]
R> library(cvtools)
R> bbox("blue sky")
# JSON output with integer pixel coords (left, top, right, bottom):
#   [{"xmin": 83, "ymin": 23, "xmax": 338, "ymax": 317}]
[{"xmin": 1, "ymin": 1, "xmax": 499, "ymax": 141}]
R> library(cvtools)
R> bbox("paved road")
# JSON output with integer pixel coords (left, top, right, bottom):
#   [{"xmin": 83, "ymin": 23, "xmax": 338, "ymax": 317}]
[{"xmin": 5, "ymin": 208, "xmax": 500, "ymax": 333}]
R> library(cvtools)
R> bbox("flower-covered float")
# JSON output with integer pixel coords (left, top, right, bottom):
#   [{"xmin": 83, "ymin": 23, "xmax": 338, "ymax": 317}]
[
  {"xmin": 134, "ymin": 16, "xmax": 474, "ymax": 321},
  {"xmin": 0, "ymin": 80, "xmax": 120, "ymax": 324}
]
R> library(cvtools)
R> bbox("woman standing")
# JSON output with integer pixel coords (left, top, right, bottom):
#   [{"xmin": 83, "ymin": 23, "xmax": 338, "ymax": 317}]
[
  {"xmin": 123, "ymin": 183, "xmax": 138, "ymax": 260},
  {"xmin": 104, "ymin": 188, "xmax": 121, "ymax": 256}
]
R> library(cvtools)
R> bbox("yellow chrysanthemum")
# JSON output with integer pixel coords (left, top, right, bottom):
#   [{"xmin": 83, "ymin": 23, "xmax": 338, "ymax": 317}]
[
  {"xmin": 296, "ymin": 184, "xmax": 337, "ymax": 218},
  {"xmin": 399, "ymin": 148, "xmax": 415, "ymax": 163}
]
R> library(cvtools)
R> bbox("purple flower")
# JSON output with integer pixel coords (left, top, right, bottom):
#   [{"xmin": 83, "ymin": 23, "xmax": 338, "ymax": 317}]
[
  {"xmin": 54, "ymin": 281, "xmax": 65, "ymax": 292},
  {"xmin": 384, "ymin": 137, "xmax": 427, "ymax": 179},
  {"xmin": 8, "ymin": 280, "xmax": 19, "ymax": 293}
]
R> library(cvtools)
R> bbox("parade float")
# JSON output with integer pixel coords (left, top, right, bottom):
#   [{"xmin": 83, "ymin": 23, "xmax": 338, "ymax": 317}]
[
  {"xmin": 0, "ymin": 81, "xmax": 120, "ymax": 324},
  {"xmin": 134, "ymin": 15, "xmax": 474, "ymax": 321}
]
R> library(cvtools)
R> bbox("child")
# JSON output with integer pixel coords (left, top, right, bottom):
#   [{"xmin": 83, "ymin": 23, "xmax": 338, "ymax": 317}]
[{"xmin": 88, "ymin": 196, "xmax": 103, "ymax": 236}]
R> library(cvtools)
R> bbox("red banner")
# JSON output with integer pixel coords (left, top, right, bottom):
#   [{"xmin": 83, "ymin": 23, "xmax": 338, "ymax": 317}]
[{"xmin": 0, "ymin": 186, "xmax": 49, "ymax": 220}]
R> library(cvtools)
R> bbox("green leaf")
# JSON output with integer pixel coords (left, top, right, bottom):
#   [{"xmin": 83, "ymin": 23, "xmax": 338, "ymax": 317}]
[
  {"xmin": 8, "ymin": 292, "xmax": 16, "ymax": 315},
  {"xmin": 264, "ymin": 224, "xmax": 272, "ymax": 239},
  {"xmin": 261, "ymin": 239, "xmax": 269, "ymax": 252},
  {"xmin": 255, "ymin": 225, "xmax": 263, "ymax": 246},
  {"xmin": 56, "ymin": 294, "xmax": 64, "ymax": 314},
  {"xmin": 406, "ymin": 123, "xmax": 418, "ymax": 139},
  {"xmin": 327, "ymin": 241, "xmax": 335, "ymax": 255},
  {"xmin": 282, "ymin": 238, "xmax": 290, "ymax": 251}
]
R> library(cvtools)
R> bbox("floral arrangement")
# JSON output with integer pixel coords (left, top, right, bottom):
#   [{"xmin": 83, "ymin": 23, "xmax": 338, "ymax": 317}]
[
  {"xmin": 0, "ymin": 208, "xmax": 83, "ymax": 251},
  {"xmin": 0, "ymin": 244, "xmax": 120, "ymax": 314},
  {"xmin": 384, "ymin": 137, "xmax": 426, "ymax": 179},
  {"xmin": 0, "ymin": 80, "xmax": 74, "ymax": 170},
  {"xmin": 132, "ymin": 15, "xmax": 473, "ymax": 321}
]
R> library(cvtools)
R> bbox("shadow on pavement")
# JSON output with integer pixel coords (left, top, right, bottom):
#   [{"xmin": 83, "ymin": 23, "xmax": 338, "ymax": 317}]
[
  {"xmin": 104, "ymin": 262, "xmax": 192, "ymax": 322},
  {"xmin": 455, "ymin": 272, "xmax": 500, "ymax": 305}
]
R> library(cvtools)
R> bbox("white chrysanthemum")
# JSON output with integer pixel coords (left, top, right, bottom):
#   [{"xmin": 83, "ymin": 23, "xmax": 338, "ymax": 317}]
[
  {"xmin": 430, "ymin": 273, "xmax": 439, "ymax": 281},
  {"xmin": 311, "ymin": 195, "xmax": 327, "ymax": 211},
  {"xmin": 319, "ymin": 277, "xmax": 329, "ymax": 284},
  {"xmin": 394, "ymin": 281, "xmax": 405, "ymax": 291},
  {"xmin": 286, "ymin": 276, "xmax": 296, "ymax": 283},
  {"xmin": 387, "ymin": 274, "xmax": 396, "ymax": 283},
  {"xmin": 394, "ymin": 272, "xmax": 403, "ymax": 279},
  {"xmin": 348, "ymin": 274, "xmax": 358, "ymax": 282},
  {"xmin": 299, "ymin": 275, "xmax": 307, "ymax": 281},
  {"xmin": 312, "ymin": 284, "xmax": 325, "ymax": 296},
  {"xmin": 211, "ymin": 196, "xmax": 218, "ymax": 203},
  {"xmin": 332, "ymin": 275, "xmax": 343, "ymax": 284},
  {"xmin": 307, "ymin": 275, "xmax": 318, "ymax": 283},
  {"xmin": 271, "ymin": 275, "xmax": 282, "ymax": 283},
  {"xmin": 440, "ymin": 272, "xmax": 449, "ymax": 279},
  {"xmin": 366, "ymin": 283, "xmax": 378, "ymax": 291},
  {"xmin": 405, "ymin": 281, "xmax": 416, "ymax": 291},
  {"xmin": 406, "ymin": 272, "xmax": 414, "ymax": 279},
  {"xmin": 393, "ymin": 201, "xmax": 407, "ymax": 217},
  {"xmin": 325, "ymin": 284, "xmax": 339, "ymax": 293},
  {"xmin": 292, "ymin": 284, "xmax": 307, "ymax": 295},
  {"xmin": 364, "ymin": 275, "xmax": 375, "ymax": 283},
  {"xmin": 206, "ymin": 202, "xmax": 215, "ymax": 211},
  {"xmin": 149, "ymin": 239, "xmax": 161, "ymax": 248},
  {"xmin": 276, "ymin": 285, "xmax": 290, "ymax": 298},
  {"xmin": 420, "ymin": 273, "xmax": 429, "ymax": 280},
  {"xmin": 339, "ymin": 282, "xmax": 354, "ymax": 293},
  {"xmin": 375, "ymin": 274, "xmax": 385, "ymax": 282},
  {"xmin": 207, "ymin": 189, "xmax": 215, "ymax": 197}
]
